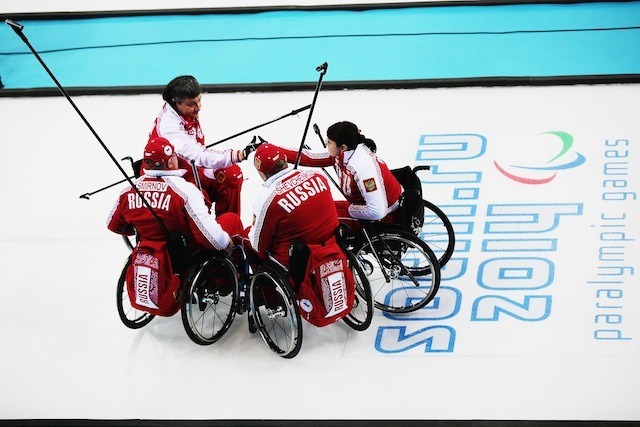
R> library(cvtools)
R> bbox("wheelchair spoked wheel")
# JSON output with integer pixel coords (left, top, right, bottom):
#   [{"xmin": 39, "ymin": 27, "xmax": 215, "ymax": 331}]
[
  {"xmin": 116, "ymin": 258, "xmax": 155, "ymax": 329},
  {"xmin": 355, "ymin": 229, "xmax": 441, "ymax": 314},
  {"xmin": 342, "ymin": 251, "xmax": 373, "ymax": 331},
  {"xmin": 181, "ymin": 255, "xmax": 239, "ymax": 345},
  {"xmin": 421, "ymin": 200, "xmax": 455, "ymax": 269},
  {"xmin": 249, "ymin": 266, "xmax": 302, "ymax": 359}
]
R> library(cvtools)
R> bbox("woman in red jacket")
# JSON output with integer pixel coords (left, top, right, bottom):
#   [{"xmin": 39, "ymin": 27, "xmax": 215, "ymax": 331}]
[{"xmin": 268, "ymin": 121, "xmax": 403, "ymax": 233}]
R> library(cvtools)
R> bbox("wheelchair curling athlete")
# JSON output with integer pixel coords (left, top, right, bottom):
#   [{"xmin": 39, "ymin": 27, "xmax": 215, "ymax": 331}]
[
  {"xmin": 244, "ymin": 143, "xmax": 357, "ymax": 327},
  {"xmin": 246, "ymin": 143, "xmax": 339, "ymax": 268},
  {"xmin": 263, "ymin": 121, "xmax": 402, "ymax": 235},
  {"xmin": 149, "ymin": 75, "xmax": 261, "ymax": 217},
  {"xmin": 107, "ymin": 137, "xmax": 244, "ymax": 257}
]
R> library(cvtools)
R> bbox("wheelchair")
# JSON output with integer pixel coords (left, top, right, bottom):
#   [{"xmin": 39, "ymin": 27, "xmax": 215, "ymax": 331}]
[
  {"xmin": 247, "ymin": 237, "xmax": 374, "ymax": 359},
  {"xmin": 116, "ymin": 235, "xmax": 240, "ymax": 346},
  {"xmin": 341, "ymin": 165, "xmax": 453, "ymax": 314},
  {"xmin": 115, "ymin": 159, "xmax": 242, "ymax": 344},
  {"xmin": 117, "ymin": 231, "xmax": 372, "ymax": 357},
  {"xmin": 180, "ymin": 249, "xmax": 241, "ymax": 345},
  {"xmin": 116, "ymin": 255, "xmax": 155, "ymax": 329}
]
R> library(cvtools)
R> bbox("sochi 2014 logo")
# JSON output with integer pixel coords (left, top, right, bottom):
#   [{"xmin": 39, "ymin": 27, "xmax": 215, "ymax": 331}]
[{"xmin": 494, "ymin": 131, "xmax": 585, "ymax": 184}]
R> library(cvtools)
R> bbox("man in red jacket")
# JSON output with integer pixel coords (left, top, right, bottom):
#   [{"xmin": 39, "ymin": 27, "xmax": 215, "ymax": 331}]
[
  {"xmin": 247, "ymin": 144, "xmax": 357, "ymax": 327},
  {"xmin": 247, "ymin": 143, "xmax": 339, "ymax": 268},
  {"xmin": 107, "ymin": 137, "xmax": 244, "ymax": 256},
  {"xmin": 149, "ymin": 75, "xmax": 260, "ymax": 217}
]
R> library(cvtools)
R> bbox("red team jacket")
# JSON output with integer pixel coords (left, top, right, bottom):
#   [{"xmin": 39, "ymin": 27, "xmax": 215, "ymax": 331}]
[
  {"xmin": 277, "ymin": 144, "xmax": 402, "ymax": 222},
  {"xmin": 249, "ymin": 168, "xmax": 339, "ymax": 267},
  {"xmin": 149, "ymin": 102, "xmax": 245, "ymax": 216},
  {"xmin": 150, "ymin": 102, "xmax": 242, "ymax": 168},
  {"xmin": 107, "ymin": 168, "xmax": 232, "ymax": 252}
]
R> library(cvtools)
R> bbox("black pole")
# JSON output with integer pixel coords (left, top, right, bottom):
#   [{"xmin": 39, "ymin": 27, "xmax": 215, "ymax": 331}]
[
  {"xmin": 294, "ymin": 62, "xmax": 327, "ymax": 170},
  {"xmin": 6, "ymin": 19, "xmax": 130, "ymax": 187},
  {"xmin": 5, "ymin": 19, "xmax": 173, "ymax": 236},
  {"xmin": 312, "ymin": 123, "xmax": 345, "ymax": 197},
  {"xmin": 80, "ymin": 156, "xmax": 140, "ymax": 199},
  {"xmin": 79, "ymin": 177, "xmax": 129, "ymax": 200},
  {"xmin": 312, "ymin": 123, "xmax": 327, "ymax": 148},
  {"xmin": 206, "ymin": 104, "xmax": 310, "ymax": 149},
  {"xmin": 79, "ymin": 104, "xmax": 311, "ymax": 199}
]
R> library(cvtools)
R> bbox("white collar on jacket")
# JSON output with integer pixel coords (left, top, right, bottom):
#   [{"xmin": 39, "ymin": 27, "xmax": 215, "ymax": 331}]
[
  {"xmin": 262, "ymin": 165, "xmax": 294, "ymax": 187},
  {"xmin": 342, "ymin": 144, "xmax": 364, "ymax": 166},
  {"xmin": 142, "ymin": 168, "xmax": 188, "ymax": 178},
  {"xmin": 163, "ymin": 102, "xmax": 182, "ymax": 121}
]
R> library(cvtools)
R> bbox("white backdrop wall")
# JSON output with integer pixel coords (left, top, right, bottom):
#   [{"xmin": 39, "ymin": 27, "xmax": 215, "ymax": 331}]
[{"xmin": 0, "ymin": 84, "xmax": 638, "ymax": 420}]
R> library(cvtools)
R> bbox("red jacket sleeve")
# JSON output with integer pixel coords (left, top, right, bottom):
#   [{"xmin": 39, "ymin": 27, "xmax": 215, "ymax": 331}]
[
  {"xmin": 106, "ymin": 190, "xmax": 135, "ymax": 236},
  {"xmin": 276, "ymin": 145, "xmax": 335, "ymax": 168}
]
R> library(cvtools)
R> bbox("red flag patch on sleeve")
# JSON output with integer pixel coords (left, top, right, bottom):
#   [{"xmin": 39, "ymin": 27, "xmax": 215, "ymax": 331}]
[{"xmin": 363, "ymin": 178, "xmax": 377, "ymax": 192}]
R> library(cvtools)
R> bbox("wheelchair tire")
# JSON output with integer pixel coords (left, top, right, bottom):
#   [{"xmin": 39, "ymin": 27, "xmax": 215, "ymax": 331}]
[
  {"xmin": 116, "ymin": 258, "xmax": 155, "ymax": 329},
  {"xmin": 181, "ymin": 255, "xmax": 239, "ymax": 346},
  {"xmin": 355, "ymin": 229, "xmax": 441, "ymax": 314},
  {"xmin": 421, "ymin": 200, "xmax": 455, "ymax": 269},
  {"xmin": 249, "ymin": 266, "xmax": 302, "ymax": 359},
  {"xmin": 342, "ymin": 250, "xmax": 373, "ymax": 331}
]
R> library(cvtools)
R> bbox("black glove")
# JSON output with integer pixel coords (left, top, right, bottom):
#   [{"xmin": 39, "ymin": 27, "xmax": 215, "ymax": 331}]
[{"xmin": 242, "ymin": 135, "xmax": 261, "ymax": 159}]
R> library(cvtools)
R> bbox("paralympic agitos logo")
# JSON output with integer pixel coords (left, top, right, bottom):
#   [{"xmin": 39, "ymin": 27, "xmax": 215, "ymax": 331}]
[{"xmin": 493, "ymin": 131, "xmax": 585, "ymax": 184}]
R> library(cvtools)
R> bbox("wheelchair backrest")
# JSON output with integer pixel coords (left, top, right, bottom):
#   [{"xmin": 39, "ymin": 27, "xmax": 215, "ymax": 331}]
[
  {"xmin": 391, "ymin": 166, "xmax": 424, "ymax": 235},
  {"xmin": 391, "ymin": 166, "xmax": 422, "ymax": 198}
]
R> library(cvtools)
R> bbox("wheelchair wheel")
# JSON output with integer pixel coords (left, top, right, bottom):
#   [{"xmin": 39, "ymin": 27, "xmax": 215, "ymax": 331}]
[
  {"xmin": 355, "ymin": 229, "xmax": 441, "ymax": 314},
  {"xmin": 116, "ymin": 258, "xmax": 155, "ymax": 329},
  {"xmin": 249, "ymin": 266, "xmax": 302, "ymax": 359},
  {"xmin": 342, "ymin": 251, "xmax": 373, "ymax": 331},
  {"xmin": 181, "ymin": 255, "xmax": 239, "ymax": 345},
  {"xmin": 421, "ymin": 200, "xmax": 455, "ymax": 269}
]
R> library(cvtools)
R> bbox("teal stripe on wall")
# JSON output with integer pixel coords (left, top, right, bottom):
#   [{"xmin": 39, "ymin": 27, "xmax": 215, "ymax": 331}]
[{"xmin": 1, "ymin": 1, "xmax": 639, "ymax": 90}]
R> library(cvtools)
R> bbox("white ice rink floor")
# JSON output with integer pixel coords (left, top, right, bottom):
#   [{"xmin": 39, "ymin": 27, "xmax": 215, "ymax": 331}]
[{"xmin": 1, "ymin": 85, "xmax": 639, "ymax": 423}]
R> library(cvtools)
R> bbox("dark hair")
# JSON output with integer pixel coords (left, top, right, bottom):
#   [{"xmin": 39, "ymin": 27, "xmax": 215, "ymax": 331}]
[
  {"xmin": 143, "ymin": 158, "xmax": 167, "ymax": 170},
  {"xmin": 327, "ymin": 121, "xmax": 376, "ymax": 152},
  {"xmin": 363, "ymin": 139, "xmax": 377, "ymax": 153},
  {"xmin": 162, "ymin": 75, "xmax": 201, "ymax": 105}
]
